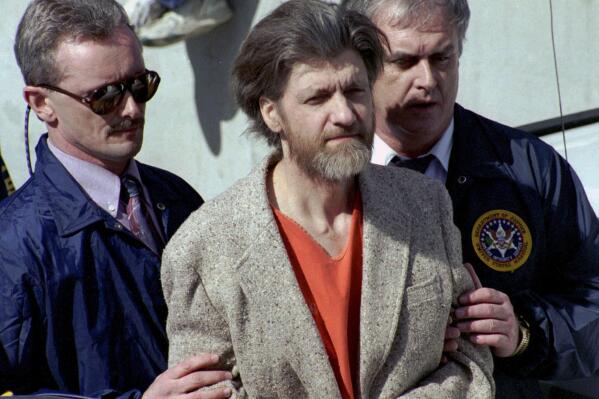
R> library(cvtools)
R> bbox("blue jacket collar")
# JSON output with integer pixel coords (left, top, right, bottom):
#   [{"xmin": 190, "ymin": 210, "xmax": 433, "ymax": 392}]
[
  {"xmin": 449, "ymin": 103, "xmax": 511, "ymax": 179},
  {"xmin": 34, "ymin": 134, "xmax": 111, "ymax": 236}
]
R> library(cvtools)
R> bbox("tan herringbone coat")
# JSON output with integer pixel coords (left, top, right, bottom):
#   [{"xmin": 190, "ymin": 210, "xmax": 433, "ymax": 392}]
[{"xmin": 161, "ymin": 154, "xmax": 494, "ymax": 398}]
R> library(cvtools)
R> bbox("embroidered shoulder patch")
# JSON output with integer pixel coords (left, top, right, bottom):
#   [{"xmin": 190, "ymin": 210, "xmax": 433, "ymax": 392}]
[{"xmin": 471, "ymin": 209, "xmax": 532, "ymax": 272}]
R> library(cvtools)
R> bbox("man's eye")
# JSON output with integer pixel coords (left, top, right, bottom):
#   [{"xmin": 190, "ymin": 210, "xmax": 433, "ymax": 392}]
[
  {"xmin": 346, "ymin": 87, "xmax": 365, "ymax": 95},
  {"xmin": 305, "ymin": 95, "xmax": 325, "ymax": 105},
  {"xmin": 104, "ymin": 84, "xmax": 121, "ymax": 95},
  {"xmin": 391, "ymin": 58, "xmax": 417, "ymax": 69},
  {"xmin": 90, "ymin": 84, "xmax": 120, "ymax": 100},
  {"xmin": 434, "ymin": 53, "xmax": 453, "ymax": 64}
]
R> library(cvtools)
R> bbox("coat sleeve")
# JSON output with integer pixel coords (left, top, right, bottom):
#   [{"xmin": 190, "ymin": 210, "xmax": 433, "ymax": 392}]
[
  {"xmin": 161, "ymin": 227, "xmax": 245, "ymax": 398},
  {"xmin": 0, "ymin": 232, "xmax": 44, "ymax": 395},
  {"xmin": 0, "ymin": 228, "xmax": 146, "ymax": 399},
  {"xmin": 500, "ymin": 149, "xmax": 599, "ymax": 379},
  {"xmin": 399, "ymin": 183, "xmax": 495, "ymax": 398}
]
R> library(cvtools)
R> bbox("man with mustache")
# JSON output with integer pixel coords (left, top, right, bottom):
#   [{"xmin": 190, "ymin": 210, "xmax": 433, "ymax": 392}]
[
  {"xmin": 0, "ymin": 0, "xmax": 231, "ymax": 398},
  {"xmin": 161, "ymin": 1, "xmax": 493, "ymax": 397},
  {"xmin": 347, "ymin": 0, "xmax": 599, "ymax": 398}
]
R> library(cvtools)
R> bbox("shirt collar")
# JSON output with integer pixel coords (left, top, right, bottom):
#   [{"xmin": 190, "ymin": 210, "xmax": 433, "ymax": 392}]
[
  {"xmin": 47, "ymin": 139, "xmax": 142, "ymax": 218},
  {"xmin": 371, "ymin": 118, "xmax": 454, "ymax": 173}
]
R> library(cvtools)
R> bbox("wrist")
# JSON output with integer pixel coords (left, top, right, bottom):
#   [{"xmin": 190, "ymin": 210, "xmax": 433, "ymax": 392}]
[{"xmin": 510, "ymin": 315, "xmax": 531, "ymax": 357}]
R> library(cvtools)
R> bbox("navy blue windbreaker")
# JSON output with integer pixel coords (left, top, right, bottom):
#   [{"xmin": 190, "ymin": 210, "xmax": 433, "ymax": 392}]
[
  {"xmin": 0, "ymin": 135, "xmax": 203, "ymax": 398},
  {"xmin": 447, "ymin": 104, "xmax": 599, "ymax": 398}
]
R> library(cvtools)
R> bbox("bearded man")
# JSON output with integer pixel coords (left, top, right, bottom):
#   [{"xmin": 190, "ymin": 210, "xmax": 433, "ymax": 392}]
[{"xmin": 161, "ymin": 1, "xmax": 493, "ymax": 398}]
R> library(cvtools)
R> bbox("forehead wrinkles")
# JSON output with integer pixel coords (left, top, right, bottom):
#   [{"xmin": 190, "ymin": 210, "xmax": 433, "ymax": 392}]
[{"xmin": 293, "ymin": 57, "xmax": 366, "ymax": 89}]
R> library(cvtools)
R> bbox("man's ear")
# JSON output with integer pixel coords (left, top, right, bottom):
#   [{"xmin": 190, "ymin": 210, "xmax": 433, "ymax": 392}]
[
  {"xmin": 259, "ymin": 96, "xmax": 283, "ymax": 134},
  {"xmin": 23, "ymin": 86, "xmax": 56, "ymax": 123}
]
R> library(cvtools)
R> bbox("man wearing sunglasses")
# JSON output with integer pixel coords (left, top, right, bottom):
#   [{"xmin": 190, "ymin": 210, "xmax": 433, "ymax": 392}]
[{"xmin": 0, "ymin": 1, "xmax": 231, "ymax": 398}]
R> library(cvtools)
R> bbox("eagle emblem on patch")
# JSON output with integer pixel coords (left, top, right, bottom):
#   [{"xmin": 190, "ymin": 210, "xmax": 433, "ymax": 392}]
[{"xmin": 471, "ymin": 209, "xmax": 532, "ymax": 272}]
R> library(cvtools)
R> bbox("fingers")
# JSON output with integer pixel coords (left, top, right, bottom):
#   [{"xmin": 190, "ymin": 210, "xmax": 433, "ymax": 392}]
[
  {"xmin": 445, "ymin": 324, "xmax": 460, "ymax": 339},
  {"xmin": 456, "ymin": 316, "xmax": 519, "ymax": 356},
  {"xmin": 167, "ymin": 354, "xmax": 222, "ymax": 379},
  {"xmin": 456, "ymin": 318, "xmax": 512, "ymax": 335},
  {"xmin": 469, "ymin": 332, "xmax": 520, "ymax": 357},
  {"xmin": 469, "ymin": 333, "xmax": 512, "ymax": 348},
  {"xmin": 463, "ymin": 262, "xmax": 482, "ymax": 289},
  {"xmin": 179, "ymin": 370, "xmax": 233, "ymax": 393},
  {"xmin": 455, "ymin": 302, "xmax": 512, "ymax": 321},
  {"xmin": 458, "ymin": 287, "xmax": 510, "ymax": 306},
  {"xmin": 143, "ymin": 354, "xmax": 232, "ymax": 399},
  {"xmin": 182, "ymin": 386, "xmax": 233, "ymax": 399},
  {"xmin": 443, "ymin": 339, "xmax": 459, "ymax": 353},
  {"xmin": 453, "ymin": 287, "xmax": 520, "ymax": 356},
  {"xmin": 452, "ymin": 286, "xmax": 520, "ymax": 355},
  {"xmin": 441, "ymin": 319, "xmax": 460, "ymax": 363}
]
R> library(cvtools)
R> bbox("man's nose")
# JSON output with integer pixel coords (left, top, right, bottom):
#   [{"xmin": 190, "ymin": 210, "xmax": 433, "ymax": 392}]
[
  {"xmin": 330, "ymin": 94, "xmax": 356, "ymax": 126},
  {"xmin": 120, "ymin": 90, "xmax": 144, "ymax": 118},
  {"xmin": 414, "ymin": 60, "xmax": 437, "ymax": 92}
]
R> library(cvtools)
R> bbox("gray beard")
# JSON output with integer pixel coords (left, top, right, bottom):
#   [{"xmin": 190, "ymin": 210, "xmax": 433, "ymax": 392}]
[{"xmin": 292, "ymin": 138, "xmax": 372, "ymax": 183}]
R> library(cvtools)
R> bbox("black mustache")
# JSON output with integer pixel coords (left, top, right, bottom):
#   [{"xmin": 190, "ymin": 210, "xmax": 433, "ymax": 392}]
[{"xmin": 110, "ymin": 118, "xmax": 144, "ymax": 132}]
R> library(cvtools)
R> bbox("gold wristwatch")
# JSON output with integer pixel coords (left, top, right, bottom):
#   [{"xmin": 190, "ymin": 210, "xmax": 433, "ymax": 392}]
[{"xmin": 510, "ymin": 315, "xmax": 531, "ymax": 357}]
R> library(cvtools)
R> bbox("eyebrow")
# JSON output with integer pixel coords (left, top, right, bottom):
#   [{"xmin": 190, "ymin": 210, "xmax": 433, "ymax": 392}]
[
  {"xmin": 297, "ymin": 75, "xmax": 368, "ymax": 99},
  {"xmin": 387, "ymin": 43, "xmax": 456, "ymax": 62}
]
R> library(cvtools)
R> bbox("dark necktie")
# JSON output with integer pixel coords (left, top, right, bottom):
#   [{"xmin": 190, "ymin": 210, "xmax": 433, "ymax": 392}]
[
  {"xmin": 121, "ymin": 175, "xmax": 162, "ymax": 253},
  {"xmin": 389, "ymin": 154, "xmax": 436, "ymax": 174}
]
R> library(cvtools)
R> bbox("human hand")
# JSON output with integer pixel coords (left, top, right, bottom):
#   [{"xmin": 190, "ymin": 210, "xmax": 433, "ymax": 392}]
[
  {"xmin": 142, "ymin": 354, "xmax": 233, "ymax": 399},
  {"xmin": 454, "ymin": 287, "xmax": 520, "ymax": 357},
  {"xmin": 440, "ymin": 321, "xmax": 460, "ymax": 364},
  {"xmin": 440, "ymin": 262, "xmax": 483, "ymax": 364}
]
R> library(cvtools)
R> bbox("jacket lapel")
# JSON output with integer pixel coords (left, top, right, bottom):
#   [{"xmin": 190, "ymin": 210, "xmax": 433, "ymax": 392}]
[
  {"xmin": 236, "ymin": 154, "xmax": 341, "ymax": 398},
  {"xmin": 35, "ymin": 135, "xmax": 108, "ymax": 236},
  {"xmin": 357, "ymin": 165, "xmax": 413, "ymax": 396}
]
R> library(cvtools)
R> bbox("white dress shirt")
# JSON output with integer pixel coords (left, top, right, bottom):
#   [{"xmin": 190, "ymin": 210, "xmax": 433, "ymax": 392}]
[{"xmin": 371, "ymin": 119, "xmax": 454, "ymax": 184}]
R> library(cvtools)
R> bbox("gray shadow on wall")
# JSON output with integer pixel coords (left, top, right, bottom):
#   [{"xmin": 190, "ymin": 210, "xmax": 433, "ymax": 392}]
[{"xmin": 185, "ymin": 0, "xmax": 259, "ymax": 155}]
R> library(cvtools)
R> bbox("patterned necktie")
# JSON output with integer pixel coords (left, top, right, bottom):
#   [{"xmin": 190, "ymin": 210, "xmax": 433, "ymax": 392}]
[
  {"xmin": 121, "ymin": 175, "xmax": 161, "ymax": 254},
  {"xmin": 390, "ymin": 154, "xmax": 436, "ymax": 174}
]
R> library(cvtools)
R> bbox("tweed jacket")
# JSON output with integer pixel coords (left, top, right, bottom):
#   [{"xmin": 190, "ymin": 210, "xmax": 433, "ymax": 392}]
[{"xmin": 162, "ymin": 154, "xmax": 494, "ymax": 398}]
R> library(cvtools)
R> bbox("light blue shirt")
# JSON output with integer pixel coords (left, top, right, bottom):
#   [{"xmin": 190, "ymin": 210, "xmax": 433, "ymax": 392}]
[{"xmin": 47, "ymin": 138, "xmax": 163, "ymax": 242}]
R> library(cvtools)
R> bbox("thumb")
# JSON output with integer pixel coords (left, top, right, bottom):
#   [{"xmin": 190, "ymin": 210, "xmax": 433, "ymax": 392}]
[{"xmin": 464, "ymin": 262, "xmax": 483, "ymax": 289}]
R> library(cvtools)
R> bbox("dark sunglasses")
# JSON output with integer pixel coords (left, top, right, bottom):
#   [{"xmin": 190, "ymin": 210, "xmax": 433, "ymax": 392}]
[{"xmin": 37, "ymin": 70, "xmax": 160, "ymax": 115}]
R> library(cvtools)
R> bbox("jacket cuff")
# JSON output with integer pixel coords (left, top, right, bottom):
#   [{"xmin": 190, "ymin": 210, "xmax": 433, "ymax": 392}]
[{"xmin": 495, "ymin": 292, "xmax": 554, "ymax": 378}]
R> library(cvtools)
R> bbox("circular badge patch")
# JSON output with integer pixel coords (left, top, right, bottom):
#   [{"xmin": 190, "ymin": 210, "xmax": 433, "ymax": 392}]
[{"xmin": 471, "ymin": 209, "xmax": 532, "ymax": 272}]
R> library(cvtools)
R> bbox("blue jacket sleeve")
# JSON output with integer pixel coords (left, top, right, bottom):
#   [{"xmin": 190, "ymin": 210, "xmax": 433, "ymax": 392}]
[
  {"xmin": 0, "ymin": 245, "xmax": 44, "ymax": 394},
  {"xmin": 503, "ymin": 148, "xmax": 599, "ymax": 379},
  {"xmin": 0, "ymin": 228, "xmax": 149, "ymax": 398}
]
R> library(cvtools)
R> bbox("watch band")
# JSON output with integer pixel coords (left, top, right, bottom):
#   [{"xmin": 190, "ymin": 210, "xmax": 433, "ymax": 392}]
[{"xmin": 510, "ymin": 316, "xmax": 531, "ymax": 357}]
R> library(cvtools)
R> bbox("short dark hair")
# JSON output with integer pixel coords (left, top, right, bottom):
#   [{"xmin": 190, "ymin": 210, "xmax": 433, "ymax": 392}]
[
  {"xmin": 14, "ymin": 0, "xmax": 134, "ymax": 86},
  {"xmin": 346, "ymin": 0, "xmax": 470, "ymax": 54},
  {"xmin": 232, "ymin": 0, "xmax": 386, "ymax": 148}
]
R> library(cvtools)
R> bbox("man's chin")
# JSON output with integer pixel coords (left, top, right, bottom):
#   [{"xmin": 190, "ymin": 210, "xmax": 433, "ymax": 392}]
[
  {"xmin": 387, "ymin": 107, "xmax": 442, "ymax": 132},
  {"xmin": 103, "ymin": 142, "xmax": 143, "ymax": 163},
  {"xmin": 309, "ymin": 145, "xmax": 371, "ymax": 182}
]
